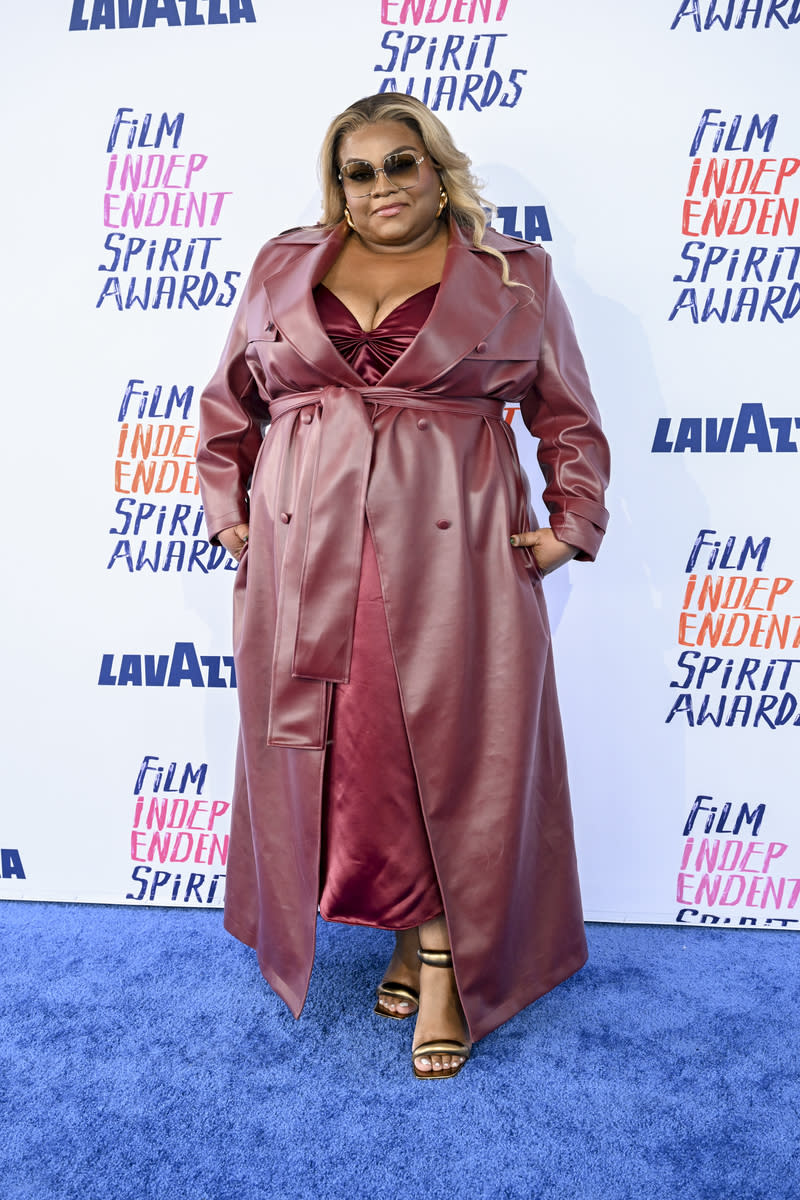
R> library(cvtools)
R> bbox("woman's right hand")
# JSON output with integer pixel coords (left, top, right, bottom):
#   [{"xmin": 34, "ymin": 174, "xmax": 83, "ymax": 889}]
[{"xmin": 218, "ymin": 523, "xmax": 250, "ymax": 561}]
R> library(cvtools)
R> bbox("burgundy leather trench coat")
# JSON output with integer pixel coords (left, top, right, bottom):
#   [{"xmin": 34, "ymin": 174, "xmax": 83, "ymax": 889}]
[{"xmin": 197, "ymin": 219, "xmax": 610, "ymax": 1042}]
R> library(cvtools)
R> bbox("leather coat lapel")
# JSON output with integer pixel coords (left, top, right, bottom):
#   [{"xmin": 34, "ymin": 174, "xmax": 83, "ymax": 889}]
[
  {"xmin": 381, "ymin": 223, "xmax": 525, "ymax": 388},
  {"xmin": 262, "ymin": 223, "xmax": 364, "ymax": 386},
  {"xmin": 261, "ymin": 220, "xmax": 528, "ymax": 390}
]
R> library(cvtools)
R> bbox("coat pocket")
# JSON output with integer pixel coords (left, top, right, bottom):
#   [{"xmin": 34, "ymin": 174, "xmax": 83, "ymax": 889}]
[{"xmin": 512, "ymin": 541, "xmax": 543, "ymax": 585}]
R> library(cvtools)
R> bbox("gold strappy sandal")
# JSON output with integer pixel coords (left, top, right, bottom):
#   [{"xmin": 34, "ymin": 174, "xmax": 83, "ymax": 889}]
[
  {"xmin": 374, "ymin": 981, "xmax": 420, "ymax": 1020},
  {"xmin": 412, "ymin": 947, "xmax": 471, "ymax": 1080}
]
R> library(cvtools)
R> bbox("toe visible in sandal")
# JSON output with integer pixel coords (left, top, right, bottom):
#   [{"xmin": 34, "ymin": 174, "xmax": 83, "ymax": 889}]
[
  {"xmin": 412, "ymin": 1040, "xmax": 471, "ymax": 1080},
  {"xmin": 374, "ymin": 981, "xmax": 420, "ymax": 1020}
]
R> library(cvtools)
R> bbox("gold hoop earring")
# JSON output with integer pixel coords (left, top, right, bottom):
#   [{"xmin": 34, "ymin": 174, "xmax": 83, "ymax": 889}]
[
  {"xmin": 436, "ymin": 186, "xmax": 448, "ymax": 217},
  {"xmin": 344, "ymin": 205, "xmax": 356, "ymax": 231}
]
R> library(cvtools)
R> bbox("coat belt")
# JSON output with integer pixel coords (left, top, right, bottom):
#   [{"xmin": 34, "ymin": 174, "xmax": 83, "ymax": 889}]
[{"xmin": 264, "ymin": 385, "xmax": 504, "ymax": 749}]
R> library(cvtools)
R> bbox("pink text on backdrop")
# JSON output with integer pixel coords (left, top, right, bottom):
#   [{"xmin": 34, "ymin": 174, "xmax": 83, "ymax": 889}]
[
  {"xmin": 106, "ymin": 153, "xmax": 206, "ymax": 189},
  {"xmin": 381, "ymin": 0, "xmax": 509, "ymax": 22},
  {"xmin": 131, "ymin": 830, "xmax": 229, "ymax": 864},
  {"xmin": 104, "ymin": 155, "xmax": 231, "ymax": 229},
  {"xmin": 675, "ymin": 795, "xmax": 799, "ymax": 922},
  {"xmin": 131, "ymin": 802, "xmax": 230, "ymax": 865},
  {"xmin": 126, "ymin": 754, "xmax": 228, "ymax": 903},
  {"xmin": 131, "ymin": 760, "xmax": 229, "ymax": 867},
  {"xmin": 104, "ymin": 192, "xmax": 230, "ymax": 229},
  {"xmin": 676, "ymin": 861, "xmax": 799, "ymax": 909},
  {"xmin": 100, "ymin": 113, "xmax": 239, "ymax": 309}
]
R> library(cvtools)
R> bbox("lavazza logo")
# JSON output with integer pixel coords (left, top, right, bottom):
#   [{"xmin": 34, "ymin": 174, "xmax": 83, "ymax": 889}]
[
  {"xmin": 69, "ymin": 0, "xmax": 256, "ymax": 30},
  {"xmin": 98, "ymin": 642, "xmax": 237, "ymax": 687},
  {"xmin": 652, "ymin": 402, "xmax": 800, "ymax": 453}
]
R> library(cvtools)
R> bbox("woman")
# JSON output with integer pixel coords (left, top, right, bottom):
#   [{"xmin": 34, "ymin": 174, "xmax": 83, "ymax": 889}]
[{"xmin": 197, "ymin": 94, "xmax": 609, "ymax": 1079}]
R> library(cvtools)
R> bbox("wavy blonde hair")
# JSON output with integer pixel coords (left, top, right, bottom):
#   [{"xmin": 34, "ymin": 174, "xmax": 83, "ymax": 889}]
[{"xmin": 318, "ymin": 93, "xmax": 517, "ymax": 287}]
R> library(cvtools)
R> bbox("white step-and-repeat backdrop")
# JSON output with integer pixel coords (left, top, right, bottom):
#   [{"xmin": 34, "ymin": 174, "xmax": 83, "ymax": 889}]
[{"xmin": 2, "ymin": 1, "xmax": 799, "ymax": 934}]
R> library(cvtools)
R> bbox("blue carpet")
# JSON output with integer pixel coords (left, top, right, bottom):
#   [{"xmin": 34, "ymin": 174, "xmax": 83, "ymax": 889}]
[{"xmin": 1, "ymin": 902, "xmax": 797, "ymax": 1200}]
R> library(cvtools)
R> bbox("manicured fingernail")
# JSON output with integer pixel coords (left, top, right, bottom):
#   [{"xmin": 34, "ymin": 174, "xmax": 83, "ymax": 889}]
[{"xmin": 510, "ymin": 536, "xmax": 518, "ymax": 546}]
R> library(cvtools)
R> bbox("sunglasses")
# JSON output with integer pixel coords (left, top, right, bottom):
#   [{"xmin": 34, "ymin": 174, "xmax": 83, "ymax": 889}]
[{"xmin": 338, "ymin": 151, "xmax": 425, "ymax": 197}]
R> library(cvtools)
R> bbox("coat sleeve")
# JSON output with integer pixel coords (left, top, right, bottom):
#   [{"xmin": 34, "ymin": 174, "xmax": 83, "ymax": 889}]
[
  {"xmin": 196, "ymin": 269, "xmax": 267, "ymax": 544},
  {"xmin": 519, "ymin": 252, "xmax": 610, "ymax": 561}
]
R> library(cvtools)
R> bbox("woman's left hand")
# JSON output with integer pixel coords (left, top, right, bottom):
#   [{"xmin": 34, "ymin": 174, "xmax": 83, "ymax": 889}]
[{"xmin": 510, "ymin": 527, "xmax": 578, "ymax": 575}]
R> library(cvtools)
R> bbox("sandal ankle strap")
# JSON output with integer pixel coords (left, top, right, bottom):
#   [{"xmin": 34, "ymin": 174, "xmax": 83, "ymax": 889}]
[{"xmin": 417, "ymin": 947, "xmax": 453, "ymax": 968}]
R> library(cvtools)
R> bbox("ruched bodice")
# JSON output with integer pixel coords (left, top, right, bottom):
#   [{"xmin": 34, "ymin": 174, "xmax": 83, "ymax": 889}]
[{"xmin": 313, "ymin": 283, "xmax": 439, "ymax": 386}]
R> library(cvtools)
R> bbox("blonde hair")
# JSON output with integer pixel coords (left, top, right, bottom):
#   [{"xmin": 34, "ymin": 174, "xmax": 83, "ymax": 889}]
[{"xmin": 318, "ymin": 93, "xmax": 518, "ymax": 287}]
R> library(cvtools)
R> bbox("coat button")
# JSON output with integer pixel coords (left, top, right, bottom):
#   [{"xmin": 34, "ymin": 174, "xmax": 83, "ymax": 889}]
[
  {"xmin": 436, "ymin": 519, "xmax": 451, "ymax": 530},
  {"xmin": 417, "ymin": 418, "xmax": 429, "ymax": 430},
  {"xmin": 301, "ymin": 410, "xmax": 313, "ymax": 424},
  {"xmin": 475, "ymin": 341, "xmax": 488, "ymax": 354},
  {"xmin": 280, "ymin": 512, "xmax": 291, "ymax": 524}
]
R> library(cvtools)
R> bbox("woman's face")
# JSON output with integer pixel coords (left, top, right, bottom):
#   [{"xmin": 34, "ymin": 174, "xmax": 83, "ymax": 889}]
[{"xmin": 337, "ymin": 119, "xmax": 442, "ymax": 249}]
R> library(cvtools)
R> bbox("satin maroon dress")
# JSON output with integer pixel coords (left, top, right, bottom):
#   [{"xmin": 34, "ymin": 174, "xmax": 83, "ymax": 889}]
[{"xmin": 314, "ymin": 283, "xmax": 443, "ymax": 930}]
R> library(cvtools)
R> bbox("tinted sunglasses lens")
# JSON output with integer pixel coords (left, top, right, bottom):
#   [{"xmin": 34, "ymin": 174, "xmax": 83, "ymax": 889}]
[
  {"xmin": 340, "ymin": 153, "xmax": 420, "ymax": 195},
  {"xmin": 384, "ymin": 152, "xmax": 419, "ymax": 188},
  {"xmin": 340, "ymin": 162, "xmax": 377, "ymax": 195}
]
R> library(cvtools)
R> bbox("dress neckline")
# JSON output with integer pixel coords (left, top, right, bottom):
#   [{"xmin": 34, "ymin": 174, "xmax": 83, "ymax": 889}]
[{"xmin": 315, "ymin": 283, "xmax": 440, "ymax": 333}]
